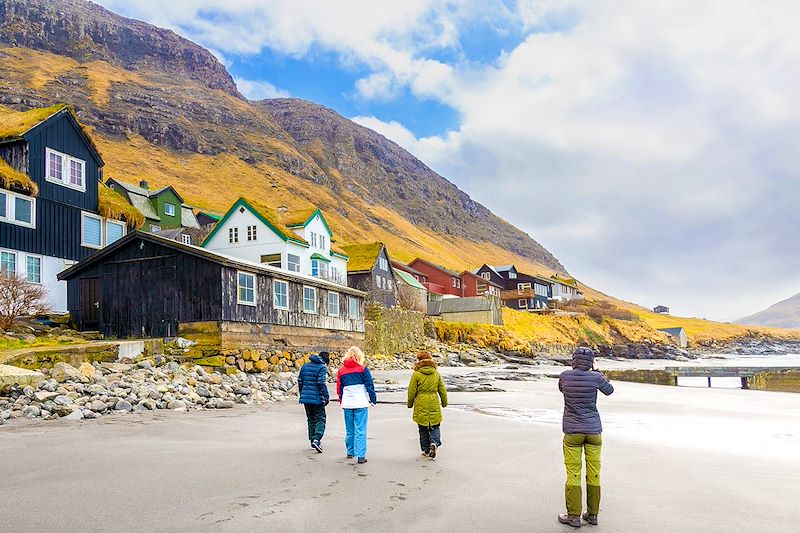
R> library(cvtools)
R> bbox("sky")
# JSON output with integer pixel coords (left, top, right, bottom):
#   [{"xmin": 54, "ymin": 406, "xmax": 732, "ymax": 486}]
[{"xmin": 97, "ymin": 0, "xmax": 800, "ymax": 321}]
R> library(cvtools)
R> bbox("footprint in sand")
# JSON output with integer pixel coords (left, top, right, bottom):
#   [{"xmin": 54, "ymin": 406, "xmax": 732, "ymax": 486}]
[
  {"xmin": 197, "ymin": 512, "xmax": 213, "ymax": 521},
  {"xmin": 212, "ymin": 516, "xmax": 233, "ymax": 524},
  {"xmin": 329, "ymin": 480, "xmax": 340, "ymax": 487},
  {"xmin": 389, "ymin": 493, "xmax": 408, "ymax": 501}
]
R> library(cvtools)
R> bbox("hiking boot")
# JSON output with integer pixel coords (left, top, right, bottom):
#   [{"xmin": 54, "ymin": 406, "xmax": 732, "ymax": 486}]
[
  {"xmin": 346, "ymin": 454, "xmax": 354, "ymax": 459},
  {"xmin": 420, "ymin": 452, "xmax": 430, "ymax": 457},
  {"xmin": 357, "ymin": 457, "xmax": 368, "ymax": 464},
  {"xmin": 558, "ymin": 514, "xmax": 581, "ymax": 528},
  {"xmin": 311, "ymin": 440, "xmax": 323, "ymax": 453},
  {"xmin": 582, "ymin": 513, "xmax": 598, "ymax": 525},
  {"xmin": 429, "ymin": 443, "xmax": 437, "ymax": 459}
]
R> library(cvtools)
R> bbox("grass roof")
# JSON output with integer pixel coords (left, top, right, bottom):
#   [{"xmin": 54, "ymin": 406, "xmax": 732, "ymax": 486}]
[
  {"xmin": 98, "ymin": 184, "xmax": 145, "ymax": 228},
  {"xmin": 242, "ymin": 197, "xmax": 308, "ymax": 244},
  {"xmin": 330, "ymin": 242, "xmax": 349, "ymax": 259},
  {"xmin": 282, "ymin": 208, "xmax": 319, "ymax": 227},
  {"xmin": 0, "ymin": 159, "xmax": 38, "ymax": 196},
  {"xmin": 0, "ymin": 103, "xmax": 102, "ymax": 160},
  {"xmin": 339, "ymin": 242, "xmax": 384, "ymax": 272}
]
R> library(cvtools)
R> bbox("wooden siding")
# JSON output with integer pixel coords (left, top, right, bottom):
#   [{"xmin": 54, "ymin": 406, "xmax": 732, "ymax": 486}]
[
  {"xmin": 25, "ymin": 112, "xmax": 101, "ymax": 210},
  {"xmin": 67, "ymin": 238, "xmax": 223, "ymax": 337},
  {"xmin": 220, "ymin": 268, "xmax": 364, "ymax": 331},
  {"xmin": 0, "ymin": 141, "xmax": 29, "ymax": 176}
]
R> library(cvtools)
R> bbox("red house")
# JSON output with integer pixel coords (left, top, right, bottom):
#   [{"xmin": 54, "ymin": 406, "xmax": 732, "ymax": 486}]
[
  {"xmin": 408, "ymin": 258, "xmax": 463, "ymax": 298},
  {"xmin": 460, "ymin": 270, "xmax": 502, "ymax": 298},
  {"xmin": 391, "ymin": 260, "xmax": 428, "ymax": 285}
]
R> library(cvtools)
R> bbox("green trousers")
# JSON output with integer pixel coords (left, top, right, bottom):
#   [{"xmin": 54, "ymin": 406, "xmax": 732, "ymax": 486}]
[{"xmin": 563, "ymin": 433, "xmax": 602, "ymax": 516}]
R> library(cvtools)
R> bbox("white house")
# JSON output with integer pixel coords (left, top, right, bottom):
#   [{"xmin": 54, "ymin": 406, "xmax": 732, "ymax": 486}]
[
  {"xmin": 202, "ymin": 198, "xmax": 349, "ymax": 286},
  {"xmin": 550, "ymin": 275, "xmax": 582, "ymax": 301}
]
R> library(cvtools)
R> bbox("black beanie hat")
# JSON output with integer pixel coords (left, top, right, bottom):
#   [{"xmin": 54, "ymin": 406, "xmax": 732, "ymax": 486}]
[{"xmin": 319, "ymin": 351, "xmax": 330, "ymax": 364}]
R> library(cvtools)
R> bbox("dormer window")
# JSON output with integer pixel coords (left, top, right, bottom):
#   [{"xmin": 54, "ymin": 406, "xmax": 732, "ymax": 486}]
[
  {"xmin": 164, "ymin": 202, "xmax": 176, "ymax": 216},
  {"xmin": 46, "ymin": 148, "xmax": 85, "ymax": 191}
]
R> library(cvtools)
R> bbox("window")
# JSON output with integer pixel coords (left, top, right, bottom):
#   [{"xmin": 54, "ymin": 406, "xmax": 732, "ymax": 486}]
[
  {"xmin": 228, "ymin": 227, "xmax": 239, "ymax": 243},
  {"xmin": 26, "ymin": 255, "xmax": 41, "ymax": 284},
  {"xmin": 237, "ymin": 272, "xmax": 256, "ymax": 305},
  {"xmin": 247, "ymin": 225, "xmax": 257, "ymax": 241},
  {"xmin": 508, "ymin": 272, "xmax": 517, "ymax": 279},
  {"xmin": 273, "ymin": 280, "xmax": 288, "ymax": 310},
  {"xmin": 13, "ymin": 196, "xmax": 32, "ymax": 225},
  {"xmin": 106, "ymin": 220, "xmax": 125, "ymax": 244},
  {"xmin": 456, "ymin": 278, "xmax": 461, "ymax": 288},
  {"xmin": 320, "ymin": 235, "xmax": 326, "ymax": 249},
  {"xmin": 452, "ymin": 277, "xmax": 456, "ymax": 288},
  {"xmin": 164, "ymin": 202, "xmax": 176, "ymax": 216},
  {"xmin": 1, "ymin": 250, "xmax": 16, "ymax": 276},
  {"xmin": 287, "ymin": 254, "xmax": 300, "ymax": 272},
  {"xmin": 313, "ymin": 260, "xmax": 328, "ymax": 278},
  {"xmin": 481, "ymin": 272, "xmax": 491, "ymax": 280},
  {"xmin": 309, "ymin": 232, "xmax": 317, "ymax": 247},
  {"xmin": 518, "ymin": 299, "xmax": 528, "ymax": 309},
  {"xmin": 376, "ymin": 275, "xmax": 383, "ymax": 289},
  {"xmin": 81, "ymin": 212, "xmax": 102, "ymax": 248},
  {"xmin": 348, "ymin": 296, "xmax": 360, "ymax": 319},
  {"xmin": 517, "ymin": 282, "xmax": 531, "ymax": 291},
  {"xmin": 150, "ymin": 225, "xmax": 161, "ymax": 233},
  {"xmin": 180, "ymin": 234, "xmax": 192, "ymax": 245},
  {"xmin": 69, "ymin": 159, "xmax": 83, "ymax": 188},
  {"xmin": 0, "ymin": 191, "xmax": 35, "ymax": 228},
  {"xmin": 260, "ymin": 254, "xmax": 282, "ymax": 268},
  {"xmin": 303, "ymin": 286, "xmax": 317, "ymax": 314},
  {"xmin": 387, "ymin": 279, "xmax": 393, "ymax": 291},
  {"xmin": 378, "ymin": 257, "xmax": 388, "ymax": 271},
  {"xmin": 328, "ymin": 292, "xmax": 340, "ymax": 316},
  {"xmin": 535, "ymin": 283, "xmax": 549, "ymax": 297},
  {"xmin": 46, "ymin": 148, "xmax": 85, "ymax": 191}
]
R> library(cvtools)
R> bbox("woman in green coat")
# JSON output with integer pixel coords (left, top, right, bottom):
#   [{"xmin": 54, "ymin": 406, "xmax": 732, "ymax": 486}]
[{"xmin": 407, "ymin": 351, "xmax": 448, "ymax": 458}]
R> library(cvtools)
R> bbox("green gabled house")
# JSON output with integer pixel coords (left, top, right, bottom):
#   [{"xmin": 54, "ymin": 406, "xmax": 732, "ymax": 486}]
[{"xmin": 105, "ymin": 178, "xmax": 200, "ymax": 233}]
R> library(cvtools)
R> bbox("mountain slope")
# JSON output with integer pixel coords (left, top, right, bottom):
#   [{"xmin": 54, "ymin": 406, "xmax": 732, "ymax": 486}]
[
  {"xmin": 736, "ymin": 293, "xmax": 800, "ymax": 329},
  {"xmin": 0, "ymin": 0, "xmax": 566, "ymax": 277}
]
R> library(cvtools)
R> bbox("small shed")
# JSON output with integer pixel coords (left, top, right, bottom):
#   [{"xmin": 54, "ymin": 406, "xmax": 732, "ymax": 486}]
[
  {"xmin": 428, "ymin": 296, "xmax": 503, "ymax": 326},
  {"xmin": 58, "ymin": 231, "xmax": 366, "ymax": 350},
  {"xmin": 654, "ymin": 305, "xmax": 670, "ymax": 314},
  {"xmin": 658, "ymin": 327, "xmax": 688, "ymax": 348}
]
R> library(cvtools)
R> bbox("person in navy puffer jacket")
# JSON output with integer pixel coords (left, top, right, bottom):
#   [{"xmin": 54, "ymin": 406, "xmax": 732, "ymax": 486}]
[
  {"xmin": 557, "ymin": 347, "xmax": 614, "ymax": 528},
  {"xmin": 298, "ymin": 351, "xmax": 330, "ymax": 453},
  {"xmin": 336, "ymin": 346, "xmax": 376, "ymax": 464}
]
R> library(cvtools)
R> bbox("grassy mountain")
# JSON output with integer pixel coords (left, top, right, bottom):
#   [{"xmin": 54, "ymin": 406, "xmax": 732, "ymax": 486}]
[
  {"xmin": 0, "ymin": 0, "xmax": 565, "ymax": 278},
  {"xmin": 736, "ymin": 293, "xmax": 800, "ymax": 330}
]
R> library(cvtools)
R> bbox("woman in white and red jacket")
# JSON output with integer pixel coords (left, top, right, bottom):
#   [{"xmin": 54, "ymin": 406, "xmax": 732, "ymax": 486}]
[{"xmin": 336, "ymin": 346, "xmax": 377, "ymax": 464}]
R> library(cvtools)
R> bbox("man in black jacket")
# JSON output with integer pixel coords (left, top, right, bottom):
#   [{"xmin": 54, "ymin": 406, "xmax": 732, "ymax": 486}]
[
  {"xmin": 557, "ymin": 347, "xmax": 614, "ymax": 527},
  {"xmin": 298, "ymin": 351, "xmax": 330, "ymax": 453}
]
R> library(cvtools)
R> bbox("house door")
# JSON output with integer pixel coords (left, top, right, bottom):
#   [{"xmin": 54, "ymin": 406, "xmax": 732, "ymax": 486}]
[{"xmin": 81, "ymin": 278, "xmax": 100, "ymax": 330}]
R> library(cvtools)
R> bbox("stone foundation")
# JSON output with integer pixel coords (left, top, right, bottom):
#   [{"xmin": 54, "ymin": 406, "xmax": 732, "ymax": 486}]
[{"xmin": 178, "ymin": 321, "xmax": 364, "ymax": 352}]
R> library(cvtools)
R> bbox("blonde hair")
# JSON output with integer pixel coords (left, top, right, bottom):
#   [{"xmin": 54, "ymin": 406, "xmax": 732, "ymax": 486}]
[{"xmin": 343, "ymin": 346, "xmax": 365, "ymax": 366}]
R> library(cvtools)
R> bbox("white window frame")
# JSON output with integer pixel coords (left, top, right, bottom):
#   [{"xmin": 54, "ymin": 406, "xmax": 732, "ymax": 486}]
[
  {"xmin": 45, "ymin": 148, "xmax": 86, "ymax": 192},
  {"xmin": 164, "ymin": 202, "xmax": 176, "ymax": 216},
  {"xmin": 273, "ymin": 280, "xmax": 289, "ymax": 310},
  {"xmin": 228, "ymin": 227, "xmax": 239, "ymax": 243},
  {"xmin": 25, "ymin": 254, "xmax": 42, "ymax": 284},
  {"xmin": 518, "ymin": 299, "xmax": 528, "ymax": 308},
  {"xmin": 481, "ymin": 272, "xmax": 490, "ymax": 280},
  {"xmin": 508, "ymin": 272, "xmax": 517, "ymax": 279},
  {"xmin": 348, "ymin": 296, "xmax": 360, "ymax": 319},
  {"xmin": 0, "ymin": 190, "xmax": 36, "ymax": 228},
  {"xmin": 81, "ymin": 212, "xmax": 103, "ymax": 249},
  {"xmin": 303, "ymin": 286, "xmax": 317, "ymax": 314},
  {"xmin": 150, "ymin": 224, "xmax": 161, "ymax": 233},
  {"xmin": 237, "ymin": 271, "xmax": 257, "ymax": 306},
  {"xmin": 105, "ymin": 219, "xmax": 126, "ymax": 245},
  {"xmin": 1, "ymin": 249, "xmax": 17, "ymax": 276},
  {"xmin": 180, "ymin": 234, "xmax": 191, "ymax": 245},
  {"xmin": 247, "ymin": 225, "xmax": 257, "ymax": 241},
  {"xmin": 328, "ymin": 291, "xmax": 340, "ymax": 316},
  {"xmin": 287, "ymin": 254, "xmax": 301, "ymax": 272},
  {"xmin": 0, "ymin": 190, "xmax": 6, "ymax": 221}
]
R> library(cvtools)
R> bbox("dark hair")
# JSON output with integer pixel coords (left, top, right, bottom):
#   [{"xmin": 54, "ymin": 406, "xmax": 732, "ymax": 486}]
[{"xmin": 319, "ymin": 351, "xmax": 330, "ymax": 364}]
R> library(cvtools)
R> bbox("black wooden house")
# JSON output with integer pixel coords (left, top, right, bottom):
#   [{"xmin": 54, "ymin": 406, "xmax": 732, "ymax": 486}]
[
  {"xmin": 58, "ymin": 231, "xmax": 366, "ymax": 341},
  {"xmin": 339, "ymin": 242, "xmax": 397, "ymax": 308},
  {"xmin": 0, "ymin": 104, "xmax": 129, "ymax": 312}
]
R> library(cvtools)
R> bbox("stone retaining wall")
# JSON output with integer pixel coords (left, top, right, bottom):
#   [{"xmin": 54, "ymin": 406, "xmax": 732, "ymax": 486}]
[
  {"xmin": 364, "ymin": 306, "xmax": 426, "ymax": 356},
  {"xmin": 178, "ymin": 321, "xmax": 364, "ymax": 352},
  {"xmin": 603, "ymin": 369, "xmax": 676, "ymax": 386},
  {"xmin": 746, "ymin": 370, "xmax": 800, "ymax": 393}
]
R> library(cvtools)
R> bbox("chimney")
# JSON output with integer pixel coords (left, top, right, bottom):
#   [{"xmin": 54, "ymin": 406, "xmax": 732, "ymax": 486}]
[{"xmin": 139, "ymin": 180, "xmax": 149, "ymax": 190}]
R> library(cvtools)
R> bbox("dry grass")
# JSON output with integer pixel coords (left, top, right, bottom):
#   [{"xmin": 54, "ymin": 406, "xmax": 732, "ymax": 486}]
[
  {"xmin": 98, "ymin": 184, "xmax": 145, "ymax": 228},
  {"xmin": 339, "ymin": 242, "xmax": 383, "ymax": 272},
  {"xmin": 0, "ymin": 159, "xmax": 38, "ymax": 196},
  {"xmin": 635, "ymin": 310, "xmax": 800, "ymax": 344}
]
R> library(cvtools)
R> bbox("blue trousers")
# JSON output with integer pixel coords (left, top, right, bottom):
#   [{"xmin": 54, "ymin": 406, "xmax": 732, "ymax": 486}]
[{"xmin": 343, "ymin": 407, "xmax": 368, "ymax": 459}]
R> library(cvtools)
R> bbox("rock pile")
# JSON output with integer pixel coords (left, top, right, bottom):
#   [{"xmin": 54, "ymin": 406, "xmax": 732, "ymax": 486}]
[{"xmin": 0, "ymin": 360, "xmax": 297, "ymax": 423}]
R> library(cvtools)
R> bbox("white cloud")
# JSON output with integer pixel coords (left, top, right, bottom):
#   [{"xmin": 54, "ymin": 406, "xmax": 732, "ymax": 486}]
[
  {"xmin": 234, "ymin": 77, "xmax": 290, "ymax": 100},
  {"xmin": 95, "ymin": 0, "xmax": 800, "ymax": 320}
]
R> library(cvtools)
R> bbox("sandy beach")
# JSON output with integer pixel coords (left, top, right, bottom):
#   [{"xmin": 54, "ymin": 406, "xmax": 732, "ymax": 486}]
[{"xmin": 2, "ymin": 367, "xmax": 799, "ymax": 533}]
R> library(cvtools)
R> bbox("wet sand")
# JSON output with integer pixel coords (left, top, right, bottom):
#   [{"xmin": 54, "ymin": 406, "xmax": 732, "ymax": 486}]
[{"xmin": 1, "ymin": 371, "xmax": 799, "ymax": 532}]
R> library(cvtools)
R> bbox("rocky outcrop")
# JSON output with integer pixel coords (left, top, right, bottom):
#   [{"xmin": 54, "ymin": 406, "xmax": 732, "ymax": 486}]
[{"xmin": 0, "ymin": 0, "xmax": 240, "ymax": 96}]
